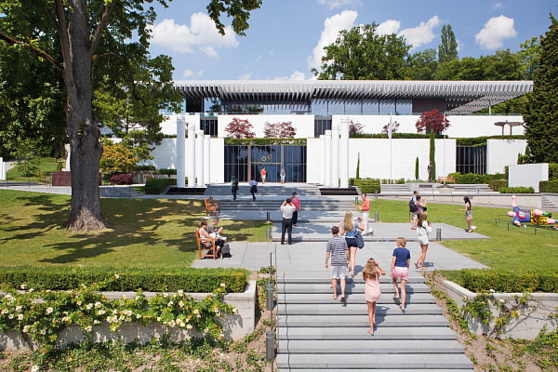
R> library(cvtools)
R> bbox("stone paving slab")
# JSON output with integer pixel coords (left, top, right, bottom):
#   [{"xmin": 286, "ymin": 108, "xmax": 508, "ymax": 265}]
[
  {"xmin": 191, "ymin": 239, "xmax": 488, "ymax": 275},
  {"xmin": 279, "ymin": 339, "xmax": 465, "ymax": 354},
  {"xmin": 272, "ymin": 221, "xmax": 489, "ymax": 242}
]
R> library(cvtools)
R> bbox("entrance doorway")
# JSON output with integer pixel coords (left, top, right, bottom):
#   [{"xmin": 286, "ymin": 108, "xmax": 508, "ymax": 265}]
[{"xmin": 224, "ymin": 145, "xmax": 307, "ymax": 183}]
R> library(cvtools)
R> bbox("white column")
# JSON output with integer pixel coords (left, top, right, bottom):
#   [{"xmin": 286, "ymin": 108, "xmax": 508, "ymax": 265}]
[
  {"xmin": 319, "ymin": 135, "xmax": 326, "ymax": 185},
  {"xmin": 187, "ymin": 122, "xmax": 196, "ymax": 187},
  {"xmin": 340, "ymin": 119, "xmax": 350, "ymax": 188},
  {"xmin": 176, "ymin": 117, "xmax": 186, "ymax": 188},
  {"xmin": 0, "ymin": 157, "xmax": 5, "ymax": 181},
  {"xmin": 331, "ymin": 123, "xmax": 340, "ymax": 188},
  {"xmin": 204, "ymin": 135, "xmax": 211, "ymax": 184},
  {"xmin": 196, "ymin": 130, "xmax": 204, "ymax": 186},
  {"xmin": 324, "ymin": 130, "xmax": 332, "ymax": 187}
]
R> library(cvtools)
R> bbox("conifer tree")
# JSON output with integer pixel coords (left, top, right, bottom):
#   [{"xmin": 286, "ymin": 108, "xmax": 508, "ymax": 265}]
[
  {"xmin": 438, "ymin": 25, "xmax": 458, "ymax": 64},
  {"xmin": 524, "ymin": 15, "xmax": 558, "ymax": 163}
]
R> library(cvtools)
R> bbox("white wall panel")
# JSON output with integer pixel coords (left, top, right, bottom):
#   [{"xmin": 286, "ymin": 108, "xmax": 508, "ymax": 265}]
[{"xmin": 486, "ymin": 139, "xmax": 528, "ymax": 174}]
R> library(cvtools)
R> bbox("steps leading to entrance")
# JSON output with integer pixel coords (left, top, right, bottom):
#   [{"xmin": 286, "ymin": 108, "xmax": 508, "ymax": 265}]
[
  {"xmin": 276, "ymin": 276, "xmax": 473, "ymax": 371},
  {"xmin": 219, "ymin": 200, "xmax": 355, "ymax": 211},
  {"xmin": 205, "ymin": 184, "xmax": 322, "ymax": 197},
  {"xmin": 541, "ymin": 195, "xmax": 558, "ymax": 212}
]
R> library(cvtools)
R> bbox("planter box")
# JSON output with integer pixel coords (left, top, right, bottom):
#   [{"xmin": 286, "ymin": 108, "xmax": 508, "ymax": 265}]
[
  {"xmin": 443, "ymin": 280, "xmax": 558, "ymax": 339},
  {"xmin": 0, "ymin": 281, "xmax": 257, "ymax": 351}
]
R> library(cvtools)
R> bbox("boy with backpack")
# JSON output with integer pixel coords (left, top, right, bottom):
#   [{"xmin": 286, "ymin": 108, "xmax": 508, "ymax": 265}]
[{"xmin": 409, "ymin": 190, "xmax": 419, "ymax": 229}]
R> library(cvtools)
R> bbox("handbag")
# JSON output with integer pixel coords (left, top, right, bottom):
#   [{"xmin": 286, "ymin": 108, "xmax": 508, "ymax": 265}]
[{"xmin": 355, "ymin": 231, "xmax": 365, "ymax": 249}]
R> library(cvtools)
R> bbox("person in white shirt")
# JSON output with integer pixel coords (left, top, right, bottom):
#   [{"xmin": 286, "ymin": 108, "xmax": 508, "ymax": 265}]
[
  {"xmin": 414, "ymin": 213, "xmax": 432, "ymax": 270},
  {"xmin": 280, "ymin": 198, "xmax": 296, "ymax": 245}
]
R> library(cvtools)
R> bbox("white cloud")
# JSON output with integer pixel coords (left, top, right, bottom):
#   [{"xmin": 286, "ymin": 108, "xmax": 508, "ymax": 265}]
[
  {"xmin": 255, "ymin": 55, "xmax": 262, "ymax": 63},
  {"xmin": 308, "ymin": 10, "xmax": 358, "ymax": 70},
  {"xmin": 182, "ymin": 69, "xmax": 204, "ymax": 79},
  {"xmin": 492, "ymin": 2, "xmax": 504, "ymax": 9},
  {"xmin": 148, "ymin": 13, "xmax": 239, "ymax": 57},
  {"xmin": 376, "ymin": 20, "xmax": 401, "ymax": 35},
  {"xmin": 398, "ymin": 16, "xmax": 441, "ymax": 49},
  {"xmin": 238, "ymin": 73, "xmax": 252, "ymax": 80},
  {"xmin": 475, "ymin": 15, "xmax": 517, "ymax": 49},
  {"xmin": 275, "ymin": 71, "xmax": 307, "ymax": 80},
  {"xmin": 316, "ymin": 0, "xmax": 362, "ymax": 10}
]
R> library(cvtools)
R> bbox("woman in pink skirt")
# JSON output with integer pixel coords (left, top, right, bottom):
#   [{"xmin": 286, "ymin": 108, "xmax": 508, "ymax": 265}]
[{"xmin": 362, "ymin": 258, "xmax": 386, "ymax": 335}]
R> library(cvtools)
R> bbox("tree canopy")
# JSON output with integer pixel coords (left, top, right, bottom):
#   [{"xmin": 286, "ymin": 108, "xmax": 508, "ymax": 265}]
[
  {"xmin": 313, "ymin": 23, "xmax": 411, "ymax": 80},
  {"xmin": 524, "ymin": 14, "xmax": 558, "ymax": 163},
  {"xmin": 0, "ymin": 0, "xmax": 261, "ymax": 231},
  {"xmin": 438, "ymin": 25, "xmax": 458, "ymax": 64}
]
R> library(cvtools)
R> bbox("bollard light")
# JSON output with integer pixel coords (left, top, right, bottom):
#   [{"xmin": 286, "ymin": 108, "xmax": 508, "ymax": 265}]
[
  {"xmin": 266, "ymin": 283, "xmax": 275, "ymax": 311},
  {"xmin": 374, "ymin": 191, "xmax": 378, "ymax": 199},
  {"xmin": 266, "ymin": 227, "xmax": 271, "ymax": 240},
  {"xmin": 266, "ymin": 330, "xmax": 275, "ymax": 360},
  {"xmin": 375, "ymin": 211, "xmax": 379, "ymax": 222},
  {"xmin": 436, "ymin": 228, "xmax": 442, "ymax": 242}
]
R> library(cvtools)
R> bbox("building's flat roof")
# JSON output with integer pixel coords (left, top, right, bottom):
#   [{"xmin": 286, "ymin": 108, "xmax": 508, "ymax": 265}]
[{"xmin": 174, "ymin": 80, "xmax": 533, "ymax": 114}]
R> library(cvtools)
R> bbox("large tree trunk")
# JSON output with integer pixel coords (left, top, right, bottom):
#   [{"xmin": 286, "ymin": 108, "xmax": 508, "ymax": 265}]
[{"xmin": 64, "ymin": 0, "xmax": 108, "ymax": 232}]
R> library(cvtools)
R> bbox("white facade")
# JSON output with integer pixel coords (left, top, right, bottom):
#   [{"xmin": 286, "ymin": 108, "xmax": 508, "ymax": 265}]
[
  {"xmin": 486, "ymin": 139, "xmax": 528, "ymax": 174},
  {"xmin": 509, "ymin": 163, "xmax": 549, "ymax": 192},
  {"xmin": 160, "ymin": 113, "xmax": 525, "ymax": 139}
]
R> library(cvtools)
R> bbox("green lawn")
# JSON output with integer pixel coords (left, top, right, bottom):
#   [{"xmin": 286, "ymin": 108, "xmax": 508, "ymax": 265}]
[
  {"xmin": 4, "ymin": 157, "xmax": 62, "ymax": 183},
  {"xmin": 0, "ymin": 190, "xmax": 269, "ymax": 267},
  {"xmin": 364, "ymin": 198, "xmax": 558, "ymax": 271},
  {"xmin": 0, "ymin": 190, "xmax": 556, "ymax": 271}
]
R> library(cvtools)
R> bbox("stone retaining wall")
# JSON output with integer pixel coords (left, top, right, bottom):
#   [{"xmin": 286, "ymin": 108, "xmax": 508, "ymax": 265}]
[
  {"xmin": 443, "ymin": 280, "xmax": 558, "ymax": 339},
  {"xmin": 0, "ymin": 281, "xmax": 257, "ymax": 351}
]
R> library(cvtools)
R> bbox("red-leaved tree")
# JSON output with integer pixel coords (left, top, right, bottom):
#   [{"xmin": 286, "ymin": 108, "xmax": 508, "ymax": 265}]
[
  {"xmin": 349, "ymin": 120, "xmax": 364, "ymax": 135},
  {"xmin": 263, "ymin": 121, "xmax": 296, "ymax": 138},
  {"xmin": 415, "ymin": 109, "xmax": 450, "ymax": 181},
  {"xmin": 225, "ymin": 118, "xmax": 256, "ymax": 138},
  {"xmin": 381, "ymin": 120, "xmax": 400, "ymax": 136}
]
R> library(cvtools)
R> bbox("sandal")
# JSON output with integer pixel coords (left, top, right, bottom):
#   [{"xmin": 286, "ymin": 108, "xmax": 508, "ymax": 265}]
[
  {"xmin": 340, "ymin": 296, "xmax": 345, "ymax": 303},
  {"xmin": 414, "ymin": 262, "xmax": 419, "ymax": 269}
]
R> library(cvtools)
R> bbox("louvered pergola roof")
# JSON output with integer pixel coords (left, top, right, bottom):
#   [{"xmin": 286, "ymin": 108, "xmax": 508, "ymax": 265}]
[{"xmin": 174, "ymin": 80, "xmax": 533, "ymax": 114}]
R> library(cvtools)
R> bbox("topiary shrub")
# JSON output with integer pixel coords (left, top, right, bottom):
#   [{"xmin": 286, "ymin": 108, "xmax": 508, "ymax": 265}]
[
  {"xmin": 110, "ymin": 173, "xmax": 133, "ymax": 185},
  {"xmin": 499, "ymin": 186, "xmax": 535, "ymax": 194},
  {"xmin": 145, "ymin": 178, "xmax": 176, "ymax": 194},
  {"xmin": 459, "ymin": 269, "xmax": 558, "ymax": 293},
  {"xmin": 489, "ymin": 179, "xmax": 507, "ymax": 192},
  {"xmin": 156, "ymin": 168, "xmax": 177, "ymax": 176},
  {"xmin": 540, "ymin": 180, "xmax": 558, "ymax": 193}
]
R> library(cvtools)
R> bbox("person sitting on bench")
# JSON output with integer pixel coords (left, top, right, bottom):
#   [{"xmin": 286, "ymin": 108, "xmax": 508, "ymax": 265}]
[{"xmin": 199, "ymin": 220, "xmax": 225, "ymax": 257}]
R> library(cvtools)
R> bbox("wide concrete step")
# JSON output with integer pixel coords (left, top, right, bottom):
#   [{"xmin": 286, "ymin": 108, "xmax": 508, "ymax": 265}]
[
  {"xmin": 278, "ymin": 303, "xmax": 442, "ymax": 316},
  {"xmin": 278, "ymin": 314, "xmax": 449, "ymax": 328},
  {"xmin": 278, "ymin": 339, "xmax": 465, "ymax": 354},
  {"xmin": 276, "ymin": 276, "xmax": 425, "ymax": 284},
  {"xmin": 277, "ymin": 353, "xmax": 474, "ymax": 370},
  {"xmin": 277, "ymin": 326, "xmax": 459, "ymax": 341},
  {"xmin": 278, "ymin": 292, "xmax": 435, "ymax": 304},
  {"xmin": 277, "ymin": 284, "xmax": 431, "ymax": 295}
]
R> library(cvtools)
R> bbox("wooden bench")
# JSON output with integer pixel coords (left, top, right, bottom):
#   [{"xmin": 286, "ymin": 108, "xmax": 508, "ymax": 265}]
[
  {"xmin": 204, "ymin": 197, "xmax": 220, "ymax": 216},
  {"xmin": 438, "ymin": 176, "xmax": 456, "ymax": 184},
  {"xmin": 195, "ymin": 229, "xmax": 218, "ymax": 259}
]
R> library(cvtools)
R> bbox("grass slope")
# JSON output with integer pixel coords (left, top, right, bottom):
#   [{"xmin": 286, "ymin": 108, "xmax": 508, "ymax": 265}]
[
  {"xmin": 367, "ymin": 198, "xmax": 558, "ymax": 271},
  {"xmin": 0, "ymin": 190, "xmax": 268, "ymax": 267}
]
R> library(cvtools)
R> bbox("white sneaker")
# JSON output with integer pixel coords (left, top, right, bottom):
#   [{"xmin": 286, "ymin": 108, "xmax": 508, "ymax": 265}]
[{"xmin": 472, "ymin": 226, "xmax": 477, "ymax": 230}]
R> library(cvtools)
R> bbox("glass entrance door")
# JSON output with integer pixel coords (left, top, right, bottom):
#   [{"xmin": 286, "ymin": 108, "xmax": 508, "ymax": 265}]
[{"xmin": 224, "ymin": 145, "xmax": 307, "ymax": 183}]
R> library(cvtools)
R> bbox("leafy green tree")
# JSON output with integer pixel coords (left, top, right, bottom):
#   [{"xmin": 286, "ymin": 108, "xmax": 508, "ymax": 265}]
[
  {"xmin": 518, "ymin": 37, "xmax": 541, "ymax": 80},
  {"xmin": 313, "ymin": 23, "xmax": 411, "ymax": 80},
  {"xmin": 12, "ymin": 139, "xmax": 44, "ymax": 179},
  {"xmin": 100, "ymin": 141, "xmax": 139, "ymax": 175},
  {"xmin": 436, "ymin": 51, "xmax": 522, "ymax": 81},
  {"xmin": 0, "ymin": 0, "xmax": 261, "ymax": 231},
  {"xmin": 0, "ymin": 43, "xmax": 66, "ymax": 159},
  {"xmin": 524, "ymin": 15, "xmax": 558, "ymax": 163},
  {"xmin": 438, "ymin": 25, "xmax": 458, "ymax": 64},
  {"xmin": 407, "ymin": 49, "xmax": 438, "ymax": 80}
]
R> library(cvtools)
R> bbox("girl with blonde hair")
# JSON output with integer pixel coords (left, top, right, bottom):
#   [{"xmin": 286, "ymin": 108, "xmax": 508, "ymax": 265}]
[
  {"xmin": 414, "ymin": 213, "xmax": 432, "ymax": 270},
  {"xmin": 362, "ymin": 258, "xmax": 386, "ymax": 335},
  {"xmin": 339, "ymin": 211, "xmax": 364, "ymax": 278}
]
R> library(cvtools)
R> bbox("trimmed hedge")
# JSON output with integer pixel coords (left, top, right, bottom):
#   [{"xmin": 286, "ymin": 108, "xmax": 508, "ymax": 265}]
[
  {"xmin": 356, "ymin": 180, "xmax": 381, "ymax": 194},
  {"xmin": 488, "ymin": 179, "xmax": 507, "ymax": 192},
  {"xmin": 499, "ymin": 186, "xmax": 535, "ymax": 194},
  {"xmin": 448, "ymin": 172, "xmax": 507, "ymax": 184},
  {"xmin": 135, "ymin": 165, "xmax": 156, "ymax": 171},
  {"xmin": 540, "ymin": 180, "xmax": 558, "ymax": 193},
  {"xmin": 156, "ymin": 168, "xmax": 177, "ymax": 175},
  {"xmin": 459, "ymin": 269, "xmax": 558, "ymax": 293},
  {"xmin": 0, "ymin": 266, "xmax": 249, "ymax": 293},
  {"xmin": 145, "ymin": 178, "xmax": 176, "ymax": 194}
]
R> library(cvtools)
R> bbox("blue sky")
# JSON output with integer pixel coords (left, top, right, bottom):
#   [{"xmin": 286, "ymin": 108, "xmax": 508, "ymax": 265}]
[{"xmin": 147, "ymin": 0, "xmax": 557, "ymax": 81}]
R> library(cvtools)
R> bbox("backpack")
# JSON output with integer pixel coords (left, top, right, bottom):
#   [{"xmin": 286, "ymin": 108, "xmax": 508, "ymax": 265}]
[{"xmin": 409, "ymin": 199, "xmax": 417, "ymax": 213}]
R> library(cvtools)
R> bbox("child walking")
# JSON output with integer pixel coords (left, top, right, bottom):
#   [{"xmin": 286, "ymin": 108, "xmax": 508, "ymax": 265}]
[
  {"xmin": 391, "ymin": 237, "xmax": 411, "ymax": 311},
  {"xmin": 362, "ymin": 258, "xmax": 386, "ymax": 335}
]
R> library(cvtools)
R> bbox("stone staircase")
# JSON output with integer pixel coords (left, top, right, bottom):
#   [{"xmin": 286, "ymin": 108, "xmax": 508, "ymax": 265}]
[
  {"xmin": 379, "ymin": 184, "xmax": 411, "ymax": 194},
  {"xmin": 204, "ymin": 184, "xmax": 322, "ymax": 197},
  {"xmin": 541, "ymin": 195, "xmax": 558, "ymax": 212},
  {"xmin": 219, "ymin": 199, "xmax": 356, "ymax": 212},
  {"xmin": 276, "ymin": 276, "xmax": 473, "ymax": 371}
]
